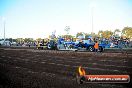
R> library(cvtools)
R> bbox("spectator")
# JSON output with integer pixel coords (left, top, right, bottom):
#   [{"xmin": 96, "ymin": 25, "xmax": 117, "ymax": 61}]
[
  {"xmin": 28, "ymin": 43, "xmax": 30, "ymax": 47},
  {"xmin": 126, "ymin": 39, "xmax": 130, "ymax": 48},
  {"xmin": 118, "ymin": 39, "xmax": 123, "ymax": 52}
]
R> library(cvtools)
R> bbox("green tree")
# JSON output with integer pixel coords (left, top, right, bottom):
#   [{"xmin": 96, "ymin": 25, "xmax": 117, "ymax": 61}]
[
  {"xmin": 76, "ymin": 32, "xmax": 85, "ymax": 38},
  {"xmin": 114, "ymin": 29, "xmax": 121, "ymax": 37},
  {"xmin": 12, "ymin": 39, "xmax": 17, "ymax": 42},
  {"xmin": 6, "ymin": 38, "xmax": 13, "ymax": 42},
  {"xmin": 99, "ymin": 30, "xmax": 113, "ymax": 39},
  {"xmin": 114, "ymin": 29, "xmax": 120, "ymax": 34},
  {"xmin": 92, "ymin": 33, "xmax": 99, "ymax": 39},
  {"xmin": 62, "ymin": 35, "xmax": 74, "ymax": 40},
  {"xmin": 24, "ymin": 38, "xmax": 34, "ymax": 43},
  {"xmin": 85, "ymin": 33, "xmax": 92, "ymax": 39},
  {"xmin": 76, "ymin": 32, "xmax": 98, "ymax": 39},
  {"xmin": 36, "ymin": 38, "xmax": 42, "ymax": 43},
  {"xmin": 16, "ymin": 38, "xmax": 24, "ymax": 44},
  {"xmin": 98, "ymin": 30, "xmax": 103, "ymax": 37},
  {"xmin": 122, "ymin": 27, "xmax": 132, "ymax": 38}
]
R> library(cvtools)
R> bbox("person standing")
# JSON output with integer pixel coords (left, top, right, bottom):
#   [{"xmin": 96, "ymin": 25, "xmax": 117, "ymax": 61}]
[
  {"xmin": 118, "ymin": 39, "xmax": 123, "ymax": 52},
  {"xmin": 94, "ymin": 41, "xmax": 99, "ymax": 52}
]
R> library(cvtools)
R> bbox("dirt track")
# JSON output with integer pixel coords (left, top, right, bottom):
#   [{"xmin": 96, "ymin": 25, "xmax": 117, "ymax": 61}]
[{"xmin": 0, "ymin": 48, "xmax": 132, "ymax": 88}]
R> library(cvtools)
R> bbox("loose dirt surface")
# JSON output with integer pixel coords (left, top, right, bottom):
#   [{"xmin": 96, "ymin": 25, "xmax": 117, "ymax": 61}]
[{"xmin": 0, "ymin": 48, "xmax": 132, "ymax": 88}]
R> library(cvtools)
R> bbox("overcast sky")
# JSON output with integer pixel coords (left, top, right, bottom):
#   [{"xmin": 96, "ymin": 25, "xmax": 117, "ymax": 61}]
[{"xmin": 0, "ymin": 0, "xmax": 132, "ymax": 39}]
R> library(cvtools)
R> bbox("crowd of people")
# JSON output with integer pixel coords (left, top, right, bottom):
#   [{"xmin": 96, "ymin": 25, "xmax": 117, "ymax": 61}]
[
  {"xmin": 98, "ymin": 37, "xmax": 131, "ymax": 48},
  {"xmin": 1, "ymin": 36, "xmax": 132, "ymax": 50}
]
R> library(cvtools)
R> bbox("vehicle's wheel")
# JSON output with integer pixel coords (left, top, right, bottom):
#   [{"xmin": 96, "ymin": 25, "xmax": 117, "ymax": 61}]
[
  {"xmin": 55, "ymin": 45, "xmax": 58, "ymax": 50},
  {"xmin": 88, "ymin": 46, "xmax": 94, "ymax": 52},
  {"xmin": 57, "ymin": 45, "xmax": 60, "ymax": 50},
  {"xmin": 38, "ymin": 47, "xmax": 41, "ymax": 50},
  {"xmin": 98, "ymin": 46, "xmax": 103, "ymax": 52},
  {"xmin": 47, "ymin": 44, "xmax": 51, "ymax": 49},
  {"xmin": 37, "ymin": 47, "xmax": 39, "ymax": 49}
]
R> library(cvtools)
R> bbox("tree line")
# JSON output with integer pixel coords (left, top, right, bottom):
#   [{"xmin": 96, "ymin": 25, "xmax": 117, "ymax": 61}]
[
  {"xmin": 76, "ymin": 26, "xmax": 132, "ymax": 39},
  {"xmin": 1, "ymin": 26, "xmax": 132, "ymax": 43}
]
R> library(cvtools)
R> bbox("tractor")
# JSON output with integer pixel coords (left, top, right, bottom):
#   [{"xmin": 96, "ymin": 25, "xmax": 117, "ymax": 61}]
[{"xmin": 74, "ymin": 40, "xmax": 105, "ymax": 52}]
